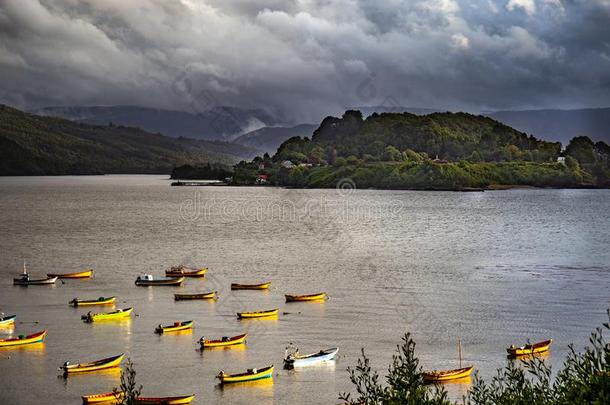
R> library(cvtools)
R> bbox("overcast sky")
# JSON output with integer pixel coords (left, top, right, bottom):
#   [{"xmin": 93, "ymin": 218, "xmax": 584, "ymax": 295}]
[{"xmin": 0, "ymin": 0, "xmax": 609, "ymax": 122}]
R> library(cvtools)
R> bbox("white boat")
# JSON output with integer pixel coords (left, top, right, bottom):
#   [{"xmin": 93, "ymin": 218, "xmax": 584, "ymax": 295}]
[{"xmin": 284, "ymin": 346, "xmax": 338, "ymax": 368}]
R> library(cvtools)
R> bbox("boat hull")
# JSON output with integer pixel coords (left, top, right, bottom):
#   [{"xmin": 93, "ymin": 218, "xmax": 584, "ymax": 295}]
[
  {"xmin": 231, "ymin": 282, "xmax": 270, "ymax": 290},
  {"xmin": 135, "ymin": 277, "xmax": 185, "ymax": 286},
  {"xmin": 200, "ymin": 333, "xmax": 247, "ymax": 348},
  {"xmin": 218, "ymin": 365, "xmax": 273, "ymax": 383},
  {"xmin": 237, "ymin": 309, "xmax": 278, "ymax": 319},
  {"xmin": 284, "ymin": 348, "xmax": 338, "ymax": 367},
  {"xmin": 507, "ymin": 339, "xmax": 552, "ymax": 356},
  {"xmin": 0, "ymin": 315, "xmax": 16, "ymax": 326},
  {"xmin": 285, "ymin": 292, "xmax": 327, "ymax": 302},
  {"xmin": 63, "ymin": 353, "xmax": 124, "ymax": 374},
  {"xmin": 83, "ymin": 307, "xmax": 133, "ymax": 322},
  {"xmin": 0, "ymin": 330, "xmax": 46, "ymax": 347},
  {"xmin": 48, "ymin": 269, "xmax": 94, "ymax": 279},
  {"xmin": 70, "ymin": 297, "xmax": 116, "ymax": 307},
  {"xmin": 13, "ymin": 276, "xmax": 58, "ymax": 285},
  {"xmin": 166, "ymin": 267, "xmax": 206, "ymax": 278},
  {"xmin": 423, "ymin": 366, "xmax": 474, "ymax": 382},
  {"xmin": 82, "ymin": 393, "xmax": 194, "ymax": 405},
  {"xmin": 174, "ymin": 292, "xmax": 216, "ymax": 300},
  {"xmin": 155, "ymin": 321, "xmax": 193, "ymax": 334}
]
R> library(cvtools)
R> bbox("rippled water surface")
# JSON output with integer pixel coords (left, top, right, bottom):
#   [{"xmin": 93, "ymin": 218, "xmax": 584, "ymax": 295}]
[{"xmin": 0, "ymin": 175, "xmax": 609, "ymax": 404}]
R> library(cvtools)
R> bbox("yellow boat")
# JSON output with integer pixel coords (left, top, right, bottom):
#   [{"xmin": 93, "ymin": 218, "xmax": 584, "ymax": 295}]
[
  {"xmin": 423, "ymin": 365, "xmax": 474, "ymax": 382},
  {"xmin": 285, "ymin": 292, "xmax": 327, "ymax": 302},
  {"xmin": 0, "ymin": 330, "xmax": 46, "ymax": 347},
  {"xmin": 70, "ymin": 296, "xmax": 116, "ymax": 307},
  {"xmin": 82, "ymin": 392, "xmax": 194, "ymax": 404},
  {"xmin": 507, "ymin": 339, "xmax": 552, "ymax": 357},
  {"xmin": 61, "ymin": 353, "xmax": 124, "ymax": 374},
  {"xmin": 217, "ymin": 365, "xmax": 273, "ymax": 384},
  {"xmin": 231, "ymin": 282, "xmax": 271, "ymax": 290},
  {"xmin": 174, "ymin": 291, "xmax": 217, "ymax": 300},
  {"xmin": 82, "ymin": 307, "xmax": 133, "ymax": 323},
  {"xmin": 47, "ymin": 269, "xmax": 94, "ymax": 279},
  {"xmin": 237, "ymin": 309, "xmax": 279, "ymax": 319},
  {"xmin": 200, "ymin": 333, "xmax": 247, "ymax": 349},
  {"xmin": 155, "ymin": 320, "xmax": 193, "ymax": 334},
  {"xmin": 166, "ymin": 266, "xmax": 207, "ymax": 278}
]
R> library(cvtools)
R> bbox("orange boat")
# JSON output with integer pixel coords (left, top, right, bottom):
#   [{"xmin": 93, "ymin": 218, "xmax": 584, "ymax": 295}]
[
  {"xmin": 0, "ymin": 330, "xmax": 46, "ymax": 347},
  {"xmin": 199, "ymin": 333, "xmax": 247, "ymax": 349},
  {"xmin": 507, "ymin": 339, "xmax": 553, "ymax": 357},
  {"xmin": 231, "ymin": 282, "xmax": 270, "ymax": 290}
]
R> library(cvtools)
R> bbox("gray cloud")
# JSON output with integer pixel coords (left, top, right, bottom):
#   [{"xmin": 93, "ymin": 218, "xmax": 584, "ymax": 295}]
[{"xmin": 0, "ymin": 0, "xmax": 609, "ymax": 123}]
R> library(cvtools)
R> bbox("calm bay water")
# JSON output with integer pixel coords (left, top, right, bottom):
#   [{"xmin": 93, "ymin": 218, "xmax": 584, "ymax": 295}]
[{"xmin": 0, "ymin": 175, "xmax": 609, "ymax": 404}]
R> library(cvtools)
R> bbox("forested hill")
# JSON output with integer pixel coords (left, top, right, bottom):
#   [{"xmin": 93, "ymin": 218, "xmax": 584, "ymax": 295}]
[
  {"xmin": 233, "ymin": 110, "xmax": 610, "ymax": 189},
  {"xmin": 0, "ymin": 105, "xmax": 259, "ymax": 175}
]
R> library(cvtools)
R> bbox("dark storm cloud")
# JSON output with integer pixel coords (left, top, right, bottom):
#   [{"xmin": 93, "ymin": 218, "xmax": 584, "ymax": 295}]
[{"xmin": 0, "ymin": 0, "xmax": 609, "ymax": 122}]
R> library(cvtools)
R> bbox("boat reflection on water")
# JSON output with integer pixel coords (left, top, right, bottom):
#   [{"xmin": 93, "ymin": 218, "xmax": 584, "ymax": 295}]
[{"xmin": 61, "ymin": 366, "xmax": 121, "ymax": 386}]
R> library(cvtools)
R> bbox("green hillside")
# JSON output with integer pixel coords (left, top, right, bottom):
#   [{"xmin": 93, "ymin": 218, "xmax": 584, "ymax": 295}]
[
  {"xmin": 233, "ymin": 110, "xmax": 610, "ymax": 189},
  {"xmin": 0, "ymin": 105, "xmax": 258, "ymax": 175}
]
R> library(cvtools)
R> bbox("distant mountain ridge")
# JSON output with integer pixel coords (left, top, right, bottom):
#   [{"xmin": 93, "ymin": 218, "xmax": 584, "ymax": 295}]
[
  {"xmin": 233, "ymin": 124, "xmax": 317, "ymax": 154},
  {"xmin": 0, "ymin": 105, "xmax": 259, "ymax": 175},
  {"xmin": 34, "ymin": 105, "xmax": 282, "ymax": 141},
  {"xmin": 487, "ymin": 108, "xmax": 610, "ymax": 145}
]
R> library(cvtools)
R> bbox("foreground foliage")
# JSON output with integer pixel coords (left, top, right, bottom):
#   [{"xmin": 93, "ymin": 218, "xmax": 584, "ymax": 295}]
[
  {"xmin": 114, "ymin": 359, "xmax": 142, "ymax": 405},
  {"xmin": 341, "ymin": 311, "xmax": 610, "ymax": 404}
]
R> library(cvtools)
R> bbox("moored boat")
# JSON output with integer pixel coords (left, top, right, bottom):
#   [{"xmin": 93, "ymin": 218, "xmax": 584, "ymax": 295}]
[
  {"xmin": 285, "ymin": 292, "xmax": 327, "ymax": 302},
  {"xmin": 82, "ymin": 307, "xmax": 133, "ymax": 323},
  {"xmin": 217, "ymin": 365, "xmax": 273, "ymax": 384},
  {"xmin": 47, "ymin": 269, "xmax": 94, "ymax": 279},
  {"xmin": 507, "ymin": 339, "xmax": 553, "ymax": 356},
  {"xmin": 174, "ymin": 291, "xmax": 217, "ymax": 300},
  {"xmin": 199, "ymin": 333, "xmax": 247, "ymax": 349},
  {"xmin": 284, "ymin": 347, "xmax": 338, "ymax": 368},
  {"xmin": 82, "ymin": 392, "xmax": 194, "ymax": 404},
  {"xmin": 61, "ymin": 353, "xmax": 124, "ymax": 374},
  {"xmin": 155, "ymin": 320, "xmax": 193, "ymax": 334},
  {"xmin": 0, "ymin": 314, "xmax": 16, "ymax": 326},
  {"xmin": 135, "ymin": 275, "xmax": 185, "ymax": 286},
  {"xmin": 231, "ymin": 282, "xmax": 271, "ymax": 290},
  {"xmin": 13, "ymin": 274, "xmax": 57, "ymax": 285},
  {"xmin": 165, "ymin": 265, "xmax": 206, "ymax": 278},
  {"xmin": 70, "ymin": 296, "xmax": 116, "ymax": 307},
  {"xmin": 423, "ymin": 365, "xmax": 474, "ymax": 382},
  {"xmin": 0, "ymin": 330, "xmax": 46, "ymax": 347},
  {"xmin": 237, "ymin": 309, "xmax": 279, "ymax": 319}
]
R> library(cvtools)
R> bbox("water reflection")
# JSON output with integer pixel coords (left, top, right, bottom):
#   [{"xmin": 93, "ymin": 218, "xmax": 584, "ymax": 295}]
[
  {"xmin": 60, "ymin": 367, "xmax": 121, "ymax": 386},
  {"xmin": 0, "ymin": 342, "xmax": 46, "ymax": 355}
]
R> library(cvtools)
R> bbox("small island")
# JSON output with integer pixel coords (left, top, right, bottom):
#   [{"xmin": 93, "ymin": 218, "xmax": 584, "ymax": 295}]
[{"xmin": 228, "ymin": 110, "xmax": 610, "ymax": 190}]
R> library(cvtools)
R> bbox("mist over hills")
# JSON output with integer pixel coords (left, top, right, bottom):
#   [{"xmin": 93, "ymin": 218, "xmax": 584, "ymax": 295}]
[{"xmin": 34, "ymin": 105, "xmax": 283, "ymax": 142}]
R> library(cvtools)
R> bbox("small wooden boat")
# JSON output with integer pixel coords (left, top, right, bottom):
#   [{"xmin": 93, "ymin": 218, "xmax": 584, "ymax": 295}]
[
  {"xmin": 135, "ymin": 275, "xmax": 185, "ymax": 286},
  {"xmin": 136, "ymin": 395, "xmax": 195, "ymax": 405},
  {"xmin": 423, "ymin": 366, "xmax": 474, "ymax": 382},
  {"xmin": 507, "ymin": 339, "xmax": 553, "ymax": 356},
  {"xmin": 13, "ymin": 274, "xmax": 57, "ymax": 285},
  {"xmin": 237, "ymin": 308, "xmax": 279, "ymax": 319},
  {"xmin": 0, "ymin": 330, "xmax": 46, "ymax": 347},
  {"xmin": 155, "ymin": 320, "xmax": 193, "ymax": 334},
  {"xmin": 14, "ymin": 261, "xmax": 58, "ymax": 285},
  {"xmin": 70, "ymin": 296, "xmax": 116, "ymax": 307},
  {"xmin": 82, "ymin": 392, "xmax": 194, "ymax": 404},
  {"xmin": 285, "ymin": 292, "xmax": 327, "ymax": 302},
  {"xmin": 165, "ymin": 265, "xmax": 206, "ymax": 278},
  {"xmin": 82, "ymin": 307, "xmax": 133, "ymax": 323},
  {"xmin": 61, "ymin": 353, "xmax": 124, "ymax": 374},
  {"xmin": 284, "ymin": 347, "xmax": 338, "ymax": 368},
  {"xmin": 199, "ymin": 333, "xmax": 247, "ymax": 349},
  {"xmin": 174, "ymin": 291, "xmax": 217, "ymax": 300},
  {"xmin": 0, "ymin": 314, "xmax": 16, "ymax": 326},
  {"xmin": 231, "ymin": 282, "xmax": 271, "ymax": 290},
  {"xmin": 217, "ymin": 365, "xmax": 273, "ymax": 384},
  {"xmin": 47, "ymin": 269, "xmax": 94, "ymax": 279}
]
